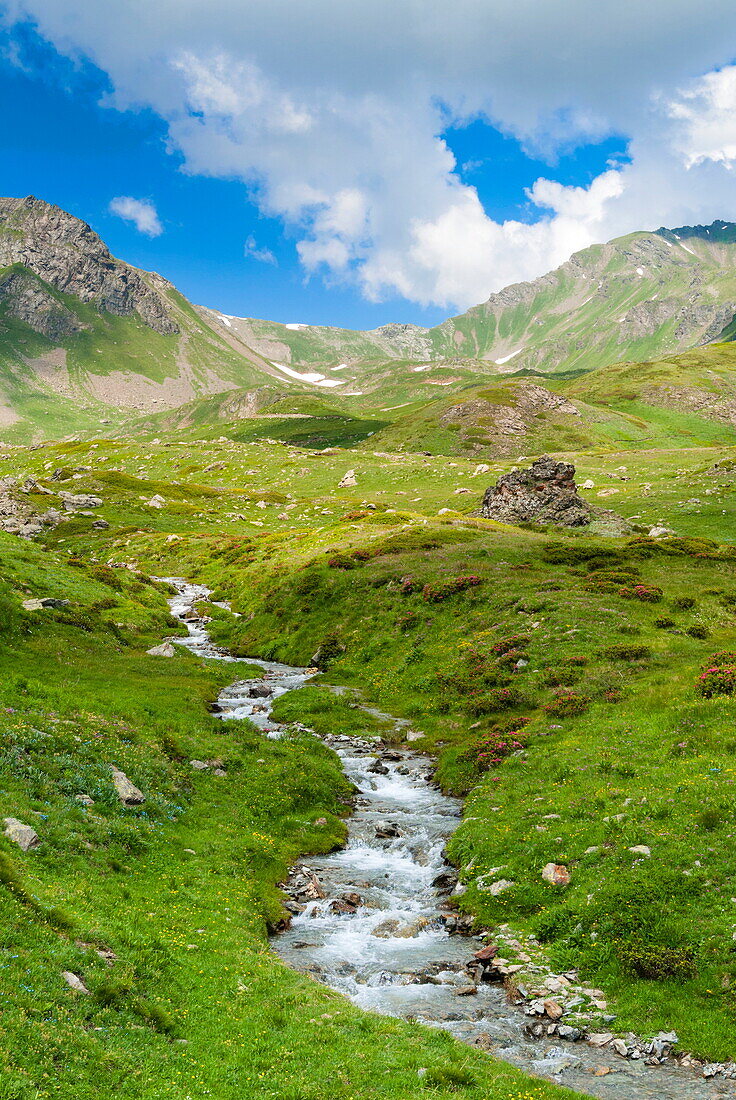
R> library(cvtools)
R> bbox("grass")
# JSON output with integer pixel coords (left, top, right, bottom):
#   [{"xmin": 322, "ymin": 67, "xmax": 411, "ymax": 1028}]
[{"xmin": 0, "ymin": 532, "xmax": 576, "ymax": 1100}]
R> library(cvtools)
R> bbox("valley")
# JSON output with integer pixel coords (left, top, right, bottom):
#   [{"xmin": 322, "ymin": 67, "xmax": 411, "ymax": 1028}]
[{"xmin": 4, "ymin": 197, "xmax": 736, "ymax": 1099}]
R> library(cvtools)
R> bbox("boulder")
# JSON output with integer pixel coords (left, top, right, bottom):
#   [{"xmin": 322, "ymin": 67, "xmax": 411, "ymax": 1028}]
[
  {"xmin": 22, "ymin": 597, "xmax": 69, "ymax": 611},
  {"xmin": 3, "ymin": 817, "xmax": 40, "ymax": 851},
  {"xmin": 480, "ymin": 457, "xmax": 591, "ymax": 527},
  {"xmin": 147, "ymin": 642, "xmax": 175, "ymax": 657},
  {"xmin": 338, "ymin": 470, "xmax": 357, "ymax": 488},
  {"xmin": 542, "ymin": 862, "xmax": 571, "ymax": 886},
  {"xmin": 146, "ymin": 495, "xmax": 166, "ymax": 509},
  {"xmin": 59, "ymin": 491, "xmax": 103, "ymax": 510},
  {"xmin": 110, "ymin": 766, "xmax": 145, "ymax": 806}
]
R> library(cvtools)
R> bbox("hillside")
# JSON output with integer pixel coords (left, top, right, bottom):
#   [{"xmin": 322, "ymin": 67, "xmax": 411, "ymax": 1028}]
[
  {"xmin": 5, "ymin": 198, "xmax": 736, "ymax": 446},
  {"xmin": 217, "ymin": 223, "xmax": 736, "ymax": 383},
  {"xmin": 0, "ymin": 197, "xmax": 296, "ymax": 440}
]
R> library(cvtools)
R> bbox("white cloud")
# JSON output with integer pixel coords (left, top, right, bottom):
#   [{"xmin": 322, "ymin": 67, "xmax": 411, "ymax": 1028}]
[
  {"xmin": 10, "ymin": 3, "xmax": 736, "ymax": 309},
  {"xmin": 667, "ymin": 66, "xmax": 736, "ymax": 169},
  {"xmin": 244, "ymin": 234, "xmax": 276, "ymax": 265},
  {"xmin": 109, "ymin": 195, "xmax": 162, "ymax": 237}
]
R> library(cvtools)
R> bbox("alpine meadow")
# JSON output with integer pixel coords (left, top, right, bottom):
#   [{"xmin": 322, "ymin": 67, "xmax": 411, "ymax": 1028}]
[{"xmin": 6, "ymin": 5, "xmax": 736, "ymax": 1099}]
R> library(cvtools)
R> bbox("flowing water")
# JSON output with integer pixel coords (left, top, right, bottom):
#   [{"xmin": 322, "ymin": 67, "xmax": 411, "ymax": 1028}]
[{"xmin": 166, "ymin": 579, "xmax": 735, "ymax": 1099}]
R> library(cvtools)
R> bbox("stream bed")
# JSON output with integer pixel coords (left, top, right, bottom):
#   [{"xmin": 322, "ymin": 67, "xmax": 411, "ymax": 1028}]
[{"xmin": 166, "ymin": 578, "xmax": 735, "ymax": 1099}]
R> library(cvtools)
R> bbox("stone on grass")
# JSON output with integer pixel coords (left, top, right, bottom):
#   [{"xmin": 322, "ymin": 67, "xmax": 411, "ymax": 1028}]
[
  {"xmin": 147, "ymin": 641, "xmax": 175, "ymax": 657},
  {"xmin": 62, "ymin": 971, "xmax": 90, "ymax": 994},
  {"xmin": 110, "ymin": 766, "xmax": 145, "ymax": 806},
  {"xmin": 190, "ymin": 760, "xmax": 208, "ymax": 771},
  {"xmin": 628, "ymin": 845, "xmax": 651, "ymax": 857},
  {"xmin": 75, "ymin": 794, "xmax": 94, "ymax": 807},
  {"xmin": 146, "ymin": 494, "xmax": 166, "ymax": 508},
  {"xmin": 488, "ymin": 879, "xmax": 515, "ymax": 896},
  {"xmin": 3, "ymin": 817, "xmax": 40, "ymax": 850},
  {"xmin": 22, "ymin": 597, "xmax": 69, "ymax": 611},
  {"xmin": 338, "ymin": 470, "xmax": 357, "ymax": 488},
  {"xmin": 481, "ymin": 457, "xmax": 591, "ymax": 527},
  {"xmin": 542, "ymin": 862, "xmax": 571, "ymax": 886}
]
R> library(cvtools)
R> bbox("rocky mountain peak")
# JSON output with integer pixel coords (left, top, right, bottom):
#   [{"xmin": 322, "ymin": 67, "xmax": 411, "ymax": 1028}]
[{"xmin": 0, "ymin": 195, "xmax": 178, "ymax": 335}]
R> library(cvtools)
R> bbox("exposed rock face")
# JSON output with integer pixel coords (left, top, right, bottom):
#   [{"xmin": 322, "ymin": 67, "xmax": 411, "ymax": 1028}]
[
  {"xmin": 0, "ymin": 195, "xmax": 178, "ymax": 335},
  {"xmin": 481, "ymin": 457, "xmax": 591, "ymax": 527},
  {"xmin": 440, "ymin": 382, "xmax": 580, "ymax": 456},
  {"xmin": 0, "ymin": 269, "xmax": 84, "ymax": 340}
]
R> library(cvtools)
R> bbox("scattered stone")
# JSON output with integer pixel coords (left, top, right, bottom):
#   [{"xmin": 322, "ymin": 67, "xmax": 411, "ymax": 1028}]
[
  {"xmin": 146, "ymin": 642, "xmax": 175, "ymax": 657},
  {"xmin": 62, "ymin": 971, "xmax": 90, "ymax": 994},
  {"xmin": 544, "ymin": 999, "xmax": 564, "ymax": 1021},
  {"xmin": 22, "ymin": 597, "xmax": 69, "ymax": 611},
  {"xmin": 611, "ymin": 1038, "xmax": 629, "ymax": 1057},
  {"xmin": 375, "ymin": 821, "xmax": 402, "ymax": 838},
  {"xmin": 3, "ymin": 817, "xmax": 40, "ymax": 850},
  {"xmin": 146, "ymin": 495, "xmax": 166, "ymax": 508},
  {"xmin": 541, "ymin": 862, "xmax": 571, "ymax": 886},
  {"xmin": 588, "ymin": 1032, "xmax": 614, "ymax": 1048},
  {"xmin": 628, "ymin": 845, "xmax": 651, "ymax": 857},
  {"xmin": 454, "ymin": 985, "xmax": 477, "ymax": 996},
  {"xmin": 75, "ymin": 794, "xmax": 94, "ymax": 807},
  {"xmin": 59, "ymin": 491, "xmax": 103, "ymax": 510},
  {"xmin": 487, "ymin": 878, "xmax": 515, "ymax": 896},
  {"xmin": 190, "ymin": 760, "xmax": 209, "ymax": 770},
  {"xmin": 338, "ymin": 470, "xmax": 357, "ymax": 488},
  {"xmin": 110, "ymin": 766, "xmax": 145, "ymax": 806},
  {"xmin": 648, "ymin": 526, "xmax": 673, "ymax": 538}
]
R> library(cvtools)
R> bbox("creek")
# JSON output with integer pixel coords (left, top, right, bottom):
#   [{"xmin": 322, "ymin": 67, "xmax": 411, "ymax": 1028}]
[{"xmin": 166, "ymin": 578, "xmax": 732, "ymax": 1100}]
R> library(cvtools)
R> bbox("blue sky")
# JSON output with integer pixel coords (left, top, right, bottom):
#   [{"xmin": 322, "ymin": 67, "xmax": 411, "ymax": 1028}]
[
  {"xmin": 3, "ymin": 3, "xmax": 736, "ymax": 330},
  {"xmin": 0, "ymin": 19, "xmax": 627, "ymax": 329}
]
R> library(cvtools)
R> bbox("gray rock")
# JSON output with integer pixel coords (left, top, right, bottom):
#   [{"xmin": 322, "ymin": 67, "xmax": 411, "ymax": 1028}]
[
  {"xmin": 3, "ymin": 817, "xmax": 40, "ymax": 850},
  {"xmin": 22, "ymin": 597, "xmax": 69, "ymax": 611},
  {"xmin": 59, "ymin": 491, "xmax": 103, "ymax": 510},
  {"xmin": 146, "ymin": 642, "xmax": 175, "ymax": 657},
  {"xmin": 480, "ymin": 457, "xmax": 591, "ymax": 527},
  {"xmin": 110, "ymin": 766, "xmax": 145, "ymax": 806},
  {"xmin": 190, "ymin": 760, "xmax": 209, "ymax": 770},
  {"xmin": 62, "ymin": 971, "xmax": 91, "ymax": 994}
]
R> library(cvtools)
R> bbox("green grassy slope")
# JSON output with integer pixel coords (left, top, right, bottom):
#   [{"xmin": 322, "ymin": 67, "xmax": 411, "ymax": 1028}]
[
  {"xmin": 210, "ymin": 223, "xmax": 736, "ymax": 385},
  {"xmin": 0, "ymin": 532, "xmax": 573, "ymax": 1100}
]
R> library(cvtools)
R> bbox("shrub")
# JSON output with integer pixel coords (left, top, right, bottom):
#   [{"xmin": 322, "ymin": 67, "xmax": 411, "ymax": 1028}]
[
  {"xmin": 619, "ymin": 584, "xmax": 663, "ymax": 603},
  {"xmin": 543, "ymin": 667, "xmax": 581, "ymax": 687},
  {"xmin": 421, "ymin": 575, "xmax": 482, "ymax": 602},
  {"xmin": 685, "ymin": 625, "xmax": 709, "ymax": 639},
  {"xmin": 399, "ymin": 574, "xmax": 423, "ymax": 596},
  {"xmin": 476, "ymin": 719, "xmax": 530, "ymax": 770},
  {"xmin": 491, "ymin": 634, "xmax": 530, "ymax": 655},
  {"xmin": 697, "ymin": 662, "xmax": 736, "ymax": 697},
  {"xmin": 601, "ymin": 644, "xmax": 651, "ymax": 661},
  {"xmin": 544, "ymin": 690, "xmax": 589, "ymax": 718},
  {"xmin": 673, "ymin": 596, "xmax": 696, "ymax": 610},
  {"xmin": 618, "ymin": 940, "xmax": 697, "ymax": 982},
  {"xmin": 654, "ymin": 617, "xmax": 676, "ymax": 629},
  {"xmin": 327, "ymin": 553, "xmax": 357, "ymax": 570},
  {"xmin": 467, "ymin": 685, "xmax": 525, "ymax": 715}
]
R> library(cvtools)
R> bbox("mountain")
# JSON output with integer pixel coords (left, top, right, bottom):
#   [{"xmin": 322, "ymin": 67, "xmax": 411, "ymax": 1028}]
[
  {"xmin": 0, "ymin": 196, "xmax": 294, "ymax": 439},
  {"xmin": 4, "ymin": 194, "xmax": 736, "ymax": 442},
  {"xmin": 212, "ymin": 222, "xmax": 736, "ymax": 380}
]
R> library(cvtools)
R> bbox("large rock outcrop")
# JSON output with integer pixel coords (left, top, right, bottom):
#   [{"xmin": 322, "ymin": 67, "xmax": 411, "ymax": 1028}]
[
  {"xmin": 481, "ymin": 457, "xmax": 591, "ymax": 527},
  {"xmin": 0, "ymin": 195, "xmax": 178, "ymax": 335}
]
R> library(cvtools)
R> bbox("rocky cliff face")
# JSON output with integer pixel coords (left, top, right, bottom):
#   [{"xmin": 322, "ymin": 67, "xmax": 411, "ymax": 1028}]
[
  {"xmin": 0, "ymin": 268, "xmax": 84, "ymax": 340},
  {"xmin": 0, "ymin": 196, "xmax": 178, "ymax": 336}
]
